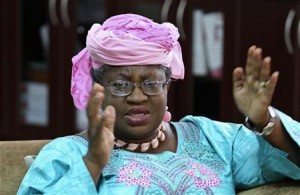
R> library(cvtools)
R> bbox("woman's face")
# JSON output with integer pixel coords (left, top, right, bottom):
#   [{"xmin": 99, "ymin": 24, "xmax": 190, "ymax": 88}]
[{"xmin": 102, "ymin": 65, "xmax": 170, "ymax": 139}]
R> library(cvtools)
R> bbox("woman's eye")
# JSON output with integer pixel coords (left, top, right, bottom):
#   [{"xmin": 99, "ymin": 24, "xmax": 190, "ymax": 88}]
[
  {"xmin": 113, "ymin": 80, "xmax": 130, "ymax": 87},
  {"xmin": 144, "ymin": 81, "xmax": 159, "ymax": 86}
]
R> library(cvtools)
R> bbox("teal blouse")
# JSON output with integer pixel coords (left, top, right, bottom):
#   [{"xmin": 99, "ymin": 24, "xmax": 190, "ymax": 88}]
[{"xmin": 18, "ymin": 109, "xmax": 300, "ymax": 194}]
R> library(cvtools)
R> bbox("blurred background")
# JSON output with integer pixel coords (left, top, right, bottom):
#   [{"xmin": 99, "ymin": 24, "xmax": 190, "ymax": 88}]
[{"xmin": 1, "ymin": 0, "xmax": 300, "ymax": 140}]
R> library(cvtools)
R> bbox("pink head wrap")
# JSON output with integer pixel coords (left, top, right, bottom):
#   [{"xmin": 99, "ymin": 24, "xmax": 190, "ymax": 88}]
[{"xmin": 71, "ymin": 13, "xmax": 185, "ymax": 110}]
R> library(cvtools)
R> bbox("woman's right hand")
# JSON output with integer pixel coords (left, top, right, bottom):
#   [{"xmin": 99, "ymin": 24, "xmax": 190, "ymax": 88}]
[{"xmin": 83, "ymin": 83, "xmax": 116, "ymax": 185}]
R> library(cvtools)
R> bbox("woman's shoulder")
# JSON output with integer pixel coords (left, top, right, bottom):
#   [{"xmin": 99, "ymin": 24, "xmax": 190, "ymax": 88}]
[
  {"xmin": 169, "ymin": 116, "xmax": 212, "ymax": 143},
  {"xmin": 173, "ymin": 115, "xmax": 237, "ymax": 130},
  {"xmin": 40, "ymin": 134, "xmax": 88, "ymax": 153},
  {"xmin": 180, "ymin": 115, "xmax": 241, "ymax": 129},
  {"xmin": 176, "ymin": 115, "xmax": 220, "ymax": 125},
  {"xmin": 172, "ymin": 115, "xmax": 243, "ymax": 142}
]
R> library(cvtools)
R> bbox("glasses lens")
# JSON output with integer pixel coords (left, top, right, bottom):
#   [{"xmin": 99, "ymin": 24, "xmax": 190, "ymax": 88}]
[
  {"xmin": 142, "ymin": 80, "xmax": 165, "ymax": 95},
  {"xmin": 109, "ymin": 80, "xmax": 132, "ymax": 96}
]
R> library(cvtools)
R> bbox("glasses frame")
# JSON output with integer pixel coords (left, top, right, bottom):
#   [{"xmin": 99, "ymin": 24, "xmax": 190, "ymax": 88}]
[{"xmin": 103, "ymin": 80, "xmax": 171, "ymax": 97}]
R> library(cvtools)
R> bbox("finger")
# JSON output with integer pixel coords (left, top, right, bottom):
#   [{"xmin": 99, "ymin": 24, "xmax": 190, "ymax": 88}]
[
  {"xmin": 259, "ymin": 57, "xmax": 271, "ymax": 82},
  {"xmin": 245, "ymin": 46, "xmax": 263, "ymax": 83},
  {"xmin": 265, "ymin": 71, "xmax": 279, "ymax": 97},
  {"xmin": 245, "ymin": 45, "xmax": 257, "ymax": 76},
  {"xmin": 87, "ymin": 83, "xmax": 105, "ymax": 135},
  {"xmin": 101, "ymin": 106, "xmax": 116, "ymax": 134},
  {"xmin": 87, "ymin": 83, "xmax": 105, "ymax": 128},
  {"xmin": 232, "ymin": 67, "xmax": 245, "ymax": 93}
]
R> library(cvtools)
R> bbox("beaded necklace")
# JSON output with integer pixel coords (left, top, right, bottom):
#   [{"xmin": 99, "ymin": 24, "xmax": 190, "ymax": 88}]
[{"xmin": 114, "ymin": 124, "xmax": 166, "ymax": 152}]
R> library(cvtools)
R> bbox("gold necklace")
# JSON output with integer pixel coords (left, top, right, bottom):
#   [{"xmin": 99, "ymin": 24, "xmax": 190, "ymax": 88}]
[{"xmin": 114, "ymin": 124, "xmax": 166, "ymax": 152}]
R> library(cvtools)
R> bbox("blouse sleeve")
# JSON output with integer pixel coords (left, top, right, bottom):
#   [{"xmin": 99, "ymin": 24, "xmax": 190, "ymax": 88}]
[
  {"xmin": 17, "ymin": 137, "xmax": 108, "ymax": 195},
  {"xmin": 276, "ymin": 109, "xmax": 300, "ymax": 147},
  {"xmin": 233, "ymin": 108, "xmax": 300, "ymax": 190}
]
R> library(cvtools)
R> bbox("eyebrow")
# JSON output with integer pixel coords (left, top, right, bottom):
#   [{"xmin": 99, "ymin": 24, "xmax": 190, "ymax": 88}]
[{"xmin": 115, "ymin": 72, "xmax": 131, "ymax": 79}]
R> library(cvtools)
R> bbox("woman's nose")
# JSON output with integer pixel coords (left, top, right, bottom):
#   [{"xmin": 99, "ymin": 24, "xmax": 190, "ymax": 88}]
[{"xmin": 126, "ymin": 85, "xmax": 148, "ymax": 102}]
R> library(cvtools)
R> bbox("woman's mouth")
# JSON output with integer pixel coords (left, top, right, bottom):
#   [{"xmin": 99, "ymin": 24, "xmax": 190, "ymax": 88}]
[{"xmin": 125, "ymin": 108, "xmax": 150, "ymax": 126}]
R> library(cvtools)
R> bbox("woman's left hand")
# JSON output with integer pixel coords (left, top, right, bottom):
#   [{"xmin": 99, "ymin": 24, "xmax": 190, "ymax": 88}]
[{"xmin": 232, "ymin": 45, "xmax": 279, "ymax": 127}]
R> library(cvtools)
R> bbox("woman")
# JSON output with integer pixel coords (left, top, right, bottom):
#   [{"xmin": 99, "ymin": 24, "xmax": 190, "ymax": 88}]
[{"xmin": 18, "ymin": 13, "xmax": 300, "ymax": 194}]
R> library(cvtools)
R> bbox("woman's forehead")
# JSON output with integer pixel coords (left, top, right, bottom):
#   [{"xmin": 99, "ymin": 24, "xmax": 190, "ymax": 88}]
[{"xmin": 105, "ymin": 65, "xmax": 165, "ymax": 77}]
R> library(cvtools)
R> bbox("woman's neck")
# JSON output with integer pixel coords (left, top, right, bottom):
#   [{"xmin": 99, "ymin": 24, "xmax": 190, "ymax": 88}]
[
  {"xmin": 114, "ymin": 124, "xmax": 166, "ymax": 152},
  {"xmin": 114, "ymin": 126, "xmax": 161, "ymax": 144}
]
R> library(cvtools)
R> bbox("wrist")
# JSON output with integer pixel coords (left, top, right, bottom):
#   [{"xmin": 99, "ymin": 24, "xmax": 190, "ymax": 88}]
[
  {"xmin": 83, "ymin": 155, "xmax": 104, "ymax": 186},
  {"xmin": 244, "ymin": 106, "xmax": 276, "ymax": 136}
]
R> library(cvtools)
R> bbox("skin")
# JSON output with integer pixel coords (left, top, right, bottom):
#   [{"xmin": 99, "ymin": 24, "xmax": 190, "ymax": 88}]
[
  {"xmin": 82, "ymin": 46, "xmax": 300, "ymax": 186},
  {"xmin": 101, "ymin": 65, "xmax": 168, "ymax": 139}
]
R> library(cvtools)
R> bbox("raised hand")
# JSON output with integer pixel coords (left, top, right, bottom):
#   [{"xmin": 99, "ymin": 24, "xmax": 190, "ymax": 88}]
[
  {"xmin": 83, "ymin": 83, "xmax": 116, "ymax": 185},
  {"xmin": 232, "ymin": 46, "xmax": 279, "ymax": 127}
]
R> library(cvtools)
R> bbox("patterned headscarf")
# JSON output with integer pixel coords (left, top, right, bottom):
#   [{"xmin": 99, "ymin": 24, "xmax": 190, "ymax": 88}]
[{"xmin": 71, "ymin": 13, "xmax": 185, "ymax": 110}]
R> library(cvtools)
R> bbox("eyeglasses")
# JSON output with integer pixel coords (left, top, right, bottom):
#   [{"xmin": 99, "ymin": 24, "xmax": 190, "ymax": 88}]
[{"xmin": 103, "ymin": 80, "xmax": 170, "ymax": 97}]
